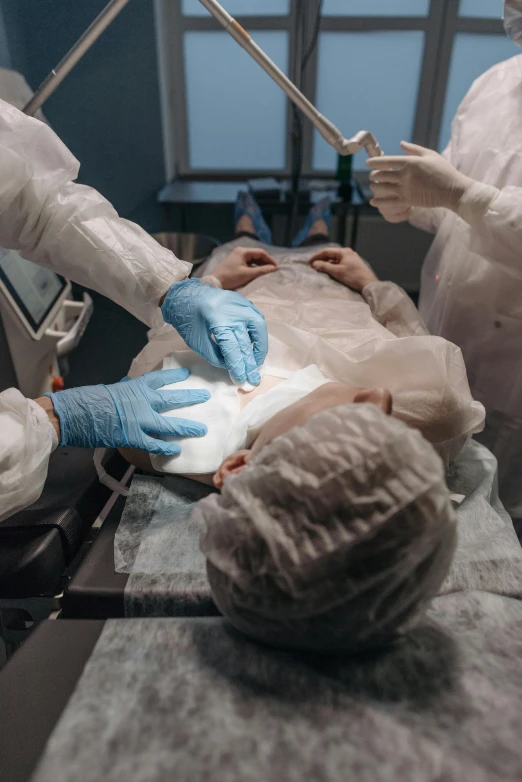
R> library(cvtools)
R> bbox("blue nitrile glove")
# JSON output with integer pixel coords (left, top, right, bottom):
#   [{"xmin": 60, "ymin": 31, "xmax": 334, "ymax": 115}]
[
  {"xmin": 161, "ymin": 279, "xmax": 268, "ymax": 386},
  {"xmin": 45, "ymin": 369, "xmax": 209, "ymax": 457}
]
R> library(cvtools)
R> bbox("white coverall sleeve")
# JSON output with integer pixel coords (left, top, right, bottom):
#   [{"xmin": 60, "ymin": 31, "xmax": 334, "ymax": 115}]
[
  {"xmin": 0, "ymin": 100, "xmax": 191, "ymax": 327},
  {"xmin": 361, "ymin": 281, "xmax": 430, "ymax": 338},
  {"xmin": 0, "ymin": 389, "xmax": 58, "ymax": 522},
  {"xmin": 408, "ymin": 206, "xmax": 447, "ymax": 235},
  {"xmin": 464, "ymin": 186, "xmax": 522, "ymax": 281}
]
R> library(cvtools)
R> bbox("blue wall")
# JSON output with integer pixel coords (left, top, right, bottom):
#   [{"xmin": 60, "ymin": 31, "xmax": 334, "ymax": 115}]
[
  {"xmin": 0, "ymin": 2, "xmax": 11, "ymax": 68},
  {"xmin": 1, "ymin": 0, "xmax": 166, "ymax": 229}
]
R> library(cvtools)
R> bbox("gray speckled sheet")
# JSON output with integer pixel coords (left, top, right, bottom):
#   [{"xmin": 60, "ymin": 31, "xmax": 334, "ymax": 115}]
[
  {"xmin": 114, "ymin": 441, "xmax": 522, "ymax": 618},
  {"xmin": 442, "ymin": 440, "xmax": 522, "ymax": 597},
  {"xmin": 31, "ymin": 591, "xmax": 522, "ymax": 782},
  {"xmin": 114, "ymin": 474, "xmax": 218, "ymax": 617}
]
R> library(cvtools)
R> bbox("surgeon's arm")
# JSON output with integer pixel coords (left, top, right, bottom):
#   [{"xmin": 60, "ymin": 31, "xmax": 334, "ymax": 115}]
[
  {"xmin": 0, "ymin": 389, "xmax": 58, "ymax": 522},
  {"xmin": 0, "ymin": 100, "xmax": 190, "ymax": 327},
  {"xmin": 367, "ymin": 136, "xmax": 522, "ymax": 282},
  {"xmin": 463, "ymin": 187, "xmax": 522, "ymax": 280},
  {"xmin": 408, "ymin": 206, "xmax": 447, "ymax": 235},
  {"xmin": 393, "ymin": 144, "xmax": 522, "ymax": 280}
]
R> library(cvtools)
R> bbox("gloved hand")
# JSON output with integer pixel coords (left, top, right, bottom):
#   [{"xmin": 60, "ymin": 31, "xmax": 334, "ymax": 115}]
[
  {"xmin": 162, "ymin": 279, "xmax": 268, "ymax": 386},
  {"xmin": 45, "ymin": 369, "xmax": 210, "ymax": 456},
  {"xmin": 366, "ymin": 141, "xmax": 498, "ymax": 223}
]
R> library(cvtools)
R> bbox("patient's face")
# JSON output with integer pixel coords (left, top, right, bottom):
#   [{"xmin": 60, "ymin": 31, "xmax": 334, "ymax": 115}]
[{"xmin": 213, "ymin": 382, "xmax": 392, "ymax": 488}]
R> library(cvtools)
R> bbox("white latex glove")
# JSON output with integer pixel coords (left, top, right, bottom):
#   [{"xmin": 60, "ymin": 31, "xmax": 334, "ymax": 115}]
[{"xmin": 367, "ymin": 142, "xmax": 499, "ymax": 224}]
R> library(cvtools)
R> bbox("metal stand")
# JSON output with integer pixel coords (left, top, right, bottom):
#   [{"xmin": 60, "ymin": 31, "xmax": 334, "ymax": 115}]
[{"xmin": 0, "ymin": 596, "xmax": 60, "ymax": 661}]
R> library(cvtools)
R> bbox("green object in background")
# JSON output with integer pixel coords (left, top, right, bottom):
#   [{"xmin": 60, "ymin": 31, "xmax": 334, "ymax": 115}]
[
  {"xmin": 336, "ymin": 153, "xmax": 353, "ymax": 183},
  {"xmin": 336, "ymin": 153, "xmax": 353, "ymax": 201}
]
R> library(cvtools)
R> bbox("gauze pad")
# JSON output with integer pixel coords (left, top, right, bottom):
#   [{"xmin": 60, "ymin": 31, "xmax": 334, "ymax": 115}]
[{"xmin": 151, "ymin": 357, "xmax": 330, "ymax": 476}]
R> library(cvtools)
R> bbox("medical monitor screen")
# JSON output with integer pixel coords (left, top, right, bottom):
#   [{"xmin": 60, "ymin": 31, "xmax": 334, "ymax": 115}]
[{"xmin": 0, "ymin": 247, "xmax": 67, "ymax": 333}]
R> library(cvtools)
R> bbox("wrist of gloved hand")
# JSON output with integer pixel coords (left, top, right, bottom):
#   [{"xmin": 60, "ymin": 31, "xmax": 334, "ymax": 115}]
[
  {"xmin": 454, "ymin": 180, "xmax": 500, "ymax": 225},
  {"xmin": 45, "ymin": 386, "xmax": 113, "ymax": 448},
  {"xmin": 161, "ymin": 279, "xmax": 195, "ymax": 322}
]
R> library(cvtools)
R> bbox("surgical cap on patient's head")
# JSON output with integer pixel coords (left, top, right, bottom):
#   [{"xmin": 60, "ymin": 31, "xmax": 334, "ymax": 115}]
[{"xmin": 196, "ymin": 403, "xmax": 457, "ymax": 653}]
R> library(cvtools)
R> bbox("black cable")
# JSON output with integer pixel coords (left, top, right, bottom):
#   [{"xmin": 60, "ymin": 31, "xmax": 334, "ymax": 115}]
[
  {"xmin": 301, "ymin": 0, "xmax": 323, "ymax": 76},
  {"xmin": 288, "ymin": 103, "xmax": 304, "ymax": 244},
  {"xmin": 288, "ymin": 0, "xmax": 323, "ymax": 244}
]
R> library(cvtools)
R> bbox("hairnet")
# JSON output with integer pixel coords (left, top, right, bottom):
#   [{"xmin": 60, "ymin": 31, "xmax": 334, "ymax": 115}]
[
  {"xmin": 197, "ymin": 403, "xmax": 457, "ymax": 653},
  {"xmin": 505, "ymin": 0, "xmax": 522, "ymax": 45}
]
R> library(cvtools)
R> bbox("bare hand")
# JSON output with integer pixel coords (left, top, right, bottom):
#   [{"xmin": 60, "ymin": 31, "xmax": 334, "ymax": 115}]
[
  {"xmin": 35, "ymin": 395, "xmax": 61, "ymax": 440},
  {"xmin": 212, "ymin": 247, "xmax": 278, "ymax": 290},
  {"xmin": 310, "ymin": 247, "xmax": 378, "ymax": 291}
]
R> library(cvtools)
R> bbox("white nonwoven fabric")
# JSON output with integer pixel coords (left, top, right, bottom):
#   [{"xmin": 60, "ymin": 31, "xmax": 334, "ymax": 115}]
[
  {"xmin": 0, "ymin": 99, "xmax": 190, "ymax": 328},
  {"xmin": 222, "ymin": 242, "xmax": 484, "ymax": 463},
  {"xmin": 130, "ymin": 236, "xmax": 484, "ymax": 473},
  {"xmin": 0, "ymin": 389, "xmax": 57, "ymax": 522},
  {"xmin": 413, "ymin": 54, "xmax": 522, "ymax": 513},
  {"xmin": 0, "ymin": 98, "xmax": 190, "ymax": 521},
  {"xmin": 149, "ymin": 348, "xmax": 331, "ymax": 475}
]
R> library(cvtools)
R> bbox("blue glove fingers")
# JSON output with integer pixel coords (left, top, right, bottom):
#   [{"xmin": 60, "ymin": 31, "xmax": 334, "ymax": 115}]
[
  {"xmin": 146, "ymin": 412, "xmax": 208, "ymax": 438},
  {"xmin": 211, "ymin": 326, "xmax": 247, "ymax": 383},
  {"xmin": 234, "ymin": 325, "xmax": 261, "ymax": 386},
  {"xmin": 246, "ymin": 311, "xmax": 269, "ymax": 368},
  {"xmin": 139, "ymin": 434, "xmax": 182, "ymax": 458},
  {"xmin": 152, "ymin": 389, "xmax": 210, "ymax": 413},
  {"xmin": 141, "ymin": 368, "xmax": 190, "ymax": 389}
]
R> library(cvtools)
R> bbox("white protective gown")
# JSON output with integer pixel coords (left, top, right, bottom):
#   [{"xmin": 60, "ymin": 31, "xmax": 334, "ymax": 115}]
[
  {"xmin": 130, "ymin": 237, "xmax": 484, "ymax": 473},
  {"xmin": 414, "ymin": 54, "xmax": 522, "ymax": 516},
  {"xmin": 0, "ymin": 99, "xmax": 191, "ymax": 521}
]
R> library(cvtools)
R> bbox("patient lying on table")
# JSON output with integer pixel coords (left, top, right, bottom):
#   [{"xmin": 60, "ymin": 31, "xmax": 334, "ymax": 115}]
[
  {"xmin": 125, "ymin": 192, "xmax": 484, "ymax": 478},
  {"xmin": 122, "ymin": 193, "xmax": 484, "ymax": 652}
]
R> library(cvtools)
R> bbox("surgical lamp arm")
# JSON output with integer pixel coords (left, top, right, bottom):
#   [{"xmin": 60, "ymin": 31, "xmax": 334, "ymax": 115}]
[
  {"xmin": 198, "ymin": 0, "xmax": 382, "ymax": 158},
  {"xmin": 23, "ymin": 0, "xmax": 382, "ymax": 159},
  {"xmin": 23, "ymin": 0, "xmax": 131, "ymax": 116}
]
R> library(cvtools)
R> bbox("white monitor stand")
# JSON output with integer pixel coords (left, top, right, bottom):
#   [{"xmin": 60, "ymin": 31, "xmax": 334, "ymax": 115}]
[{"xmin": 0, "ymin": 248, "xmax": 92, "ymax": 398}]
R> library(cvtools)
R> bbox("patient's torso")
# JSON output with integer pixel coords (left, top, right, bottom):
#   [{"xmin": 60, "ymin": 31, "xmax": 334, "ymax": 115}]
[
  {"xmin": 128, "ymin": 238, "xmax": 484, "ymax": 471},
  {"xmin": 198, "ymin": 237, "xmax": 391, "ymax": 350}
]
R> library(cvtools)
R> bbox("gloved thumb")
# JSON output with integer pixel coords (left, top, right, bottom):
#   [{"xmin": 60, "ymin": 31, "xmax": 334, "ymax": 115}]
[{"xmin": 400, "ymin": 141, "xmax": 431, "ymax": 158}]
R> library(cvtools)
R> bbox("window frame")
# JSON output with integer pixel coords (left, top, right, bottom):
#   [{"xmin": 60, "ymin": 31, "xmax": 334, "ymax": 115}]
[
  {"xmin": 426, "ymin": 0, "xmax": 507, "ymax": 150},
  {"xmin": 155, "ymin": 0, "xmax": 299, "ymax": 179},
  {"xmin": 155, "ymin": 0, "xmax": 509, "ymax": 179}
]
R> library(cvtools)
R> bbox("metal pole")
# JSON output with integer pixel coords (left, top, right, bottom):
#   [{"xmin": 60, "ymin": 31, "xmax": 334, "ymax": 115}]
[
  {"xmin": 198, "ymin": 0, "xmax": 382, "ymax": 157},
  {"xmin": 23, "ymin": 0, "xmax": 131, "ymax": 116},
  {"xmin": 21, "ymin": 0, "xmax": 382, "ymax": 157},
  {"xmin": 288, "ymin": 0, "xmax": 307, "ymax": 244}
]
